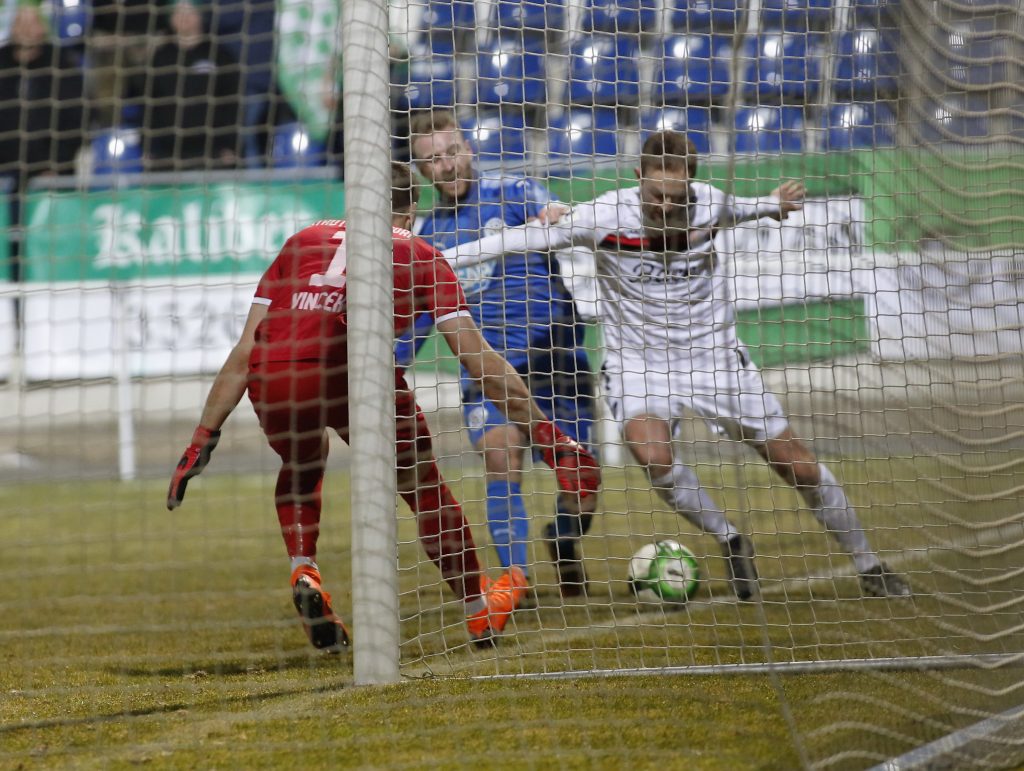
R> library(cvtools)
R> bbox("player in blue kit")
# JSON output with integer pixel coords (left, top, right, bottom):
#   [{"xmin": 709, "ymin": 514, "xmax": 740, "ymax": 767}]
[{"xmin": 401, "ymin": 108, "xmax": 598, "ymax": 601}]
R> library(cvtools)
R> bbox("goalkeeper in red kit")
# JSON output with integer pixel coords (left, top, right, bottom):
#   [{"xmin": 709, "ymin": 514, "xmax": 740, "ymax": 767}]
[{"xmin": 167, "ymin": 162, "xmax": 600, "ymax": 651}]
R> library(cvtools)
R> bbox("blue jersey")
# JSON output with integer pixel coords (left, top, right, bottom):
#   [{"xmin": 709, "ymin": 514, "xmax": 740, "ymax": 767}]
[{"xmin": 410, "ymin": 174, "xmax": 573, "ymax": 368}]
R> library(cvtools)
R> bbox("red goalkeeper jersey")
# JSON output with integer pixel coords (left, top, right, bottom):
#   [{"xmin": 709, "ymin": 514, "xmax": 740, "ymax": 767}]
[{"xmin": 250, "ymin": 219, "xmax": 469, "ymax": 365}]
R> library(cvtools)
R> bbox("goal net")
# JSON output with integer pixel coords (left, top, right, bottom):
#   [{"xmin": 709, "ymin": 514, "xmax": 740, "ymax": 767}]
[{"xmin": 3, "ymin": 0, "xmax": 1024, "ymax": 766}]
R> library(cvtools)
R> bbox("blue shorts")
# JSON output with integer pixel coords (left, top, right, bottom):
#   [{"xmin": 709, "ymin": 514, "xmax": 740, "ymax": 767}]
[{"xmin": 460, "ymin": 334, "xmax": 595, "ymax": 451}]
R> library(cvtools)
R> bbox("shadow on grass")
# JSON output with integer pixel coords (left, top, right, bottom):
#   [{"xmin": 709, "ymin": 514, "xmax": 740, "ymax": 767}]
[
  {"xmin": 1, "ymin": 678, "xmax": 348, "ymax": 736},
  {"xmin": 107, "ymin": 650, "xmax": 350, "ymax": 678}
]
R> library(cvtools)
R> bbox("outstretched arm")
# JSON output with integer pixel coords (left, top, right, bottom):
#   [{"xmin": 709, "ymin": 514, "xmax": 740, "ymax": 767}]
[
  {"xmin": 436, "ymin": 314, "xmax": 600, "ymax": 500},
  {"xmin": 167, "ymin": 303, "xmax": 267, "ymax": 510},
  {"xmin": 442, "ymin": 201, "xmax": 608, "ymax": 269},
  {"xmin": 717, "ymin": 180, "xmax": 806, "ymax": 228},
  {"xmin": 197, "ymin": 303, "xmax": 268, "ymax": 430}
]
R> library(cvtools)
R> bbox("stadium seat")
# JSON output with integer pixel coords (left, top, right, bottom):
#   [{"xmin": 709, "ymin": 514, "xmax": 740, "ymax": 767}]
[
  {"xmin": 420, "ymin": 0, "xmax": 475, "ymax": 29},
  {"xmin": 51, "ymin": 0, "xmax": 90, "ymax": 45},
  {"xmin": 270, "ymin": 122, "xmax": 327, "ymax": 168},
  {"xmin": 91, "ymin": 128, "xmax": 144, "ymax": 175},
  {"xmin": 474, "ymin": 38, "xmax": 546, "ymax": 108},
  {"xmin": 833, "ymin": 26, "xmax": 901, "ymax": 99},
  {"xmin": 739, "ymin": 31, "xmax": 821, "ymax": 102},
  {"xmin": 567, "ymin": 34, "xmax": 641, "ymax": 106},
  {"xmin": 404, "ymin": 51, "xmax": 457, "ymax": 109},
  {"xmin": 760, "ymin": 0, "xmax": 832, "ymax": 31},
  {"xmin": 640, "ymin": 106, "xmax": 712, "ymax": 154},
  {"xmin": 460, "ymin": 112, "xmax": 527, "ymax": 165},
  {"xmin": 414, "ymin": 0, "xmax": 474, "ymax": 53},
  {"xmin": 496, "ymin": 0, "xmax": 566, "ymax": 33},
  {"xmin": 914, "ymin": 95, "xmax": 992, "ymax": 143},
  {"xmin": 583, "ymin": 0, "xmax": 657, "ymax": 33},
  {"xmin": 823, "ymin": 101, "xmax": 896, "ymax": 149},
  {"xmin": 548, "ymin": 106, "xmax": 620, "ymax": 167},
  {"xmin": 653, "ymin": 34, "xmax": 731, "ymax": 104},
  {"xmin": 667, "ymin": 0, "xmax": 742, "ymax": 33},
  {"xmin": 933, "ymin": 32, "xmax": 1009, "ymax": 90},
  {"xmin": 733, "ymin": 105, "xmax": 805, "ymax": 153}
]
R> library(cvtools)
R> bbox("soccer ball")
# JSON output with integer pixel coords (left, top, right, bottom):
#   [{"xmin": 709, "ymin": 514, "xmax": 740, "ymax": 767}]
[{"xmin": 628, "ymin": 540, "xmax": 700, "ymax": 604}]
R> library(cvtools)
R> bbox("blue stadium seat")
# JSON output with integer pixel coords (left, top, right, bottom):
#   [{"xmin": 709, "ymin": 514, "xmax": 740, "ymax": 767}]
[
  {"xmin": 583, "ymin": 0, "xmax": 657, "ymax": 33},
  {"xmin": 419, "ymin": 0, "xmax": 475, "ymax": 31},
  {"xmin": 734, "ymin": 105, "xmax": 805, "ymax": 153},
  {"xmin": 915, "ymin": 95, "xmax": 991, "ymax": 143},
  {"xmin": 667, "ymin": 0, "xmax": 742, "ymax": 33},
  {"xmin": 271, "ymin": 122, "xmax": 327, "ymax": 168},
  {"xmin": 823, "ymin": 101, "xmax": 896, "ymax": 149},
  {"xmin": 460, "ymin": 112, "xmax": 527, "ymax": 165},
  {"xmin": 496, "ymin": 0, "xmax": 566, "ymax": 32},
  {"xmin": 91, "ymin": 128, "xmax": 144, "ymax": 175},
  {"xmin": 653, "ymin": 34, "xmax": 731, "ymax": 104},
  {"xmin": 548, "ymin": 107, "xmax": 620, "ymax": 167},
  {"xmin": 405, "ymin": 51, "xmax": 457, "ymax": 109},
  {"xmin": 415, "ymin": 0, "xmax": 475, "ymax": 53},
  {"xmin": 833, "ymin": 26, "xmax": 900, "ymax": 98},
  {"xmin": 760, "ymin": 0, "xmax": 832, "ymax": 31},
  {"xmin": 936, "ymin": 33, "xmax": 1008, "ymax": 89},
  {"xmin": 640, "ymin": 106, "xmax": 712, "ymax": 154},
  {"xmin": 568, "ymin": 34, "xmax": 641, "ymax": 106},
  {"xmin": 51, "ymin": 0, "xmax": 90, "ymax": 45},
  {"xmin": 475, "ymin": 39, "xmax": 546, "ymax": 107},
  {"xmin": 740, "ymin": 32, "xmax": 821, "ymax": 102}
]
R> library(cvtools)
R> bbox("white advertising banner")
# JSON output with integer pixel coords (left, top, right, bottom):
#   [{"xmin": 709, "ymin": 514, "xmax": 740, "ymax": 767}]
[
  {"xmin": 22, "ymin": 277, "xmax": 259, "ymax": 382},
  {"xmin": 859, "ymin": 256, "xmax": 1024, "ymax": 361},
  {"xmin": 0, "ymin": 284, "xmax": 14, "ymax": 381}
]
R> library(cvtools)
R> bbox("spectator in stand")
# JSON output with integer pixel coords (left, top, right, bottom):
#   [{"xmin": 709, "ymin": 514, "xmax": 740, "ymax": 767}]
[
  {"xmin": 86, "ymin": 0, "xmax": 160, "ymax": 129},
  {"xmin": 0, "ymin": 2, "xmax": 84, "ymax": 280},
  {"xmin": 209, "ymin": 0, "xmax": 279, "ymax": 166},
  {"xmin": 131, "ymin": 0, "xmax": 241, "ymax": 171}
]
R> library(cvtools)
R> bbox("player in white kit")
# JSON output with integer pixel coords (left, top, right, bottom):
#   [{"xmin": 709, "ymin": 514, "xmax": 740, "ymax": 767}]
[{"xmin": 443, "ymin": 131, "xmax": 910, "ymax": 600}]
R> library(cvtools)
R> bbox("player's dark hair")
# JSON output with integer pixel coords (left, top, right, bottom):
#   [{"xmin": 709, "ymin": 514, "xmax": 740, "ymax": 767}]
[
  {"xmin": 640, "ymin": 131, "xmax": 698, "ymax": 177},
  {"xmin": 409, "ymin": 109, "xmax": 461, "ymax": 160},
  {"xmin": 391, "ymin": 161, "xmax": 419, "ymax": 214}
]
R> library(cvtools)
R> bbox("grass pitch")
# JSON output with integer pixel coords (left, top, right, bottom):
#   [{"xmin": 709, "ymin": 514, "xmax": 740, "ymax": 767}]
[{"xmin": 3, "ymin": 454, "xmax": 1024, "ymax": 769}]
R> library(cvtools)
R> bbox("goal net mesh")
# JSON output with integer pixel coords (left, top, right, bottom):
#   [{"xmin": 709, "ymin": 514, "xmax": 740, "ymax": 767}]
[{"xmin": 2, "ymin": 0, "xmax": 1024, "ymax": 767}]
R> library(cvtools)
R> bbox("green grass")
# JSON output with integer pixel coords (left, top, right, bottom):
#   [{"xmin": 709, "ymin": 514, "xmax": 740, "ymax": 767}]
[{"xmin": 3, "ymin": 456, "xmax": 1024, "ymax": 769}]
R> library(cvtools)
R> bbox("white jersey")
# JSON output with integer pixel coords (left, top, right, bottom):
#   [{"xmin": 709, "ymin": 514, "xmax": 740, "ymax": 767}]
[{"xmin": 442, "ymin": 181, "xmax": 781, "ymax": 373}]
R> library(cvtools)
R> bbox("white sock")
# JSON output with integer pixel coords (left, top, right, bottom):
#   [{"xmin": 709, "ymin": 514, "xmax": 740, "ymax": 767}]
[
  {"xmin": 800, "ymin": 464, "xmax": 880, "ymax": 573},
  {"xmin": 652, "ymin": 462, "xmax": 739, "ymax": 544},
  {"xmin": 290, "ymin": 556, "xmax": 318, "ymax": 575},
  {"xmin": 464, "ymin": 596, "xmax": 487, "ymax": 616}
]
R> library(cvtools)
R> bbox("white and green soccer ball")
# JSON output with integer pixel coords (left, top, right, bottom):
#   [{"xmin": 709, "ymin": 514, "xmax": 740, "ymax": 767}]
[{"xmin": 628, "ymin": 540, "xmax": 701, "ymax": 604}]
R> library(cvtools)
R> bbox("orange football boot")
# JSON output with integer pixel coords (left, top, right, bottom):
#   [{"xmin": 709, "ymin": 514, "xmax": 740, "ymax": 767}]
[
  {"xmin": 484, "ymin": 567, "xmax": 528, "ymax": 634},
  {"xmin": 290, "ymin": 565, "xmax": 351, "ymax": 653},
  {"xmin": 466, "ymin": 574, "xmax": 496, "ymax": 648}
]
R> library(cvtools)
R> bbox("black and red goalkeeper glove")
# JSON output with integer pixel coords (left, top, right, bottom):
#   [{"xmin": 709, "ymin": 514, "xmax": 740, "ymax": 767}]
[
  {"xmin": 533, "ymin": 420, "xmax": 601, "ymax": 500},
  {"xmin": 167, "ymin": 426, "xmax": 220, "ymax": 510}
]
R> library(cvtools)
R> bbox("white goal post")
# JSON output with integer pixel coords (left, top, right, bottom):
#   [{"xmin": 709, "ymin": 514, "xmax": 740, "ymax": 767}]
[{"xmin": 342, "ymin": 0, "xmax": 402, "ymax": 685}]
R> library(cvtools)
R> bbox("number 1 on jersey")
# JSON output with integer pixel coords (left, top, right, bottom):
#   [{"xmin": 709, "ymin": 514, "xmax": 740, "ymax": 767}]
[{"xmin": 310, "ymin": 231, "xmax": 347, "ymax": 287}]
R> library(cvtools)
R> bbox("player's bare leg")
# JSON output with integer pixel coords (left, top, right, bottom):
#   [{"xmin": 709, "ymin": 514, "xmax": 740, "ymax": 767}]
[
  {"xmin": 624, "ymin": 414, "xmax": 758, "ymax": 600},
  {"xmin": 753, "ymin": 429, "xmax": 910, "ymax": 597}
]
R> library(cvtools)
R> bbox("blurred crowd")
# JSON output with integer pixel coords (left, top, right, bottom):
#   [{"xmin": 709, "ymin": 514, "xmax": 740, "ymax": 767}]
[{"xmin": 0, "ymin": 0, "xmax": 360, "ymax": 197}]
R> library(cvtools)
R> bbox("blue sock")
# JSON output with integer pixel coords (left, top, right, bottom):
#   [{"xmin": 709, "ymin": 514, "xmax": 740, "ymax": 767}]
[{"xmin": 486, "ymin": 480, "xmax": 530, "ymax": 574}]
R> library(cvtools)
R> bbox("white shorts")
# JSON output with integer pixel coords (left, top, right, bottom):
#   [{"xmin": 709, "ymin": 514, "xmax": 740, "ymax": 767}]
[{"xmin": 601, "ymin": 346, "xmax": 790, "ymax": 443}]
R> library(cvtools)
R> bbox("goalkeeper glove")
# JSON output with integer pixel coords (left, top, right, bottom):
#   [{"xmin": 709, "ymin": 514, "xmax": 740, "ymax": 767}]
[
  {"xmin": 532, "ymin": 419, "xmax": 600, "ymax": 500},
  {"xmin": 167, "ymin": 426, "xmax": 220, "ymax": 510}
]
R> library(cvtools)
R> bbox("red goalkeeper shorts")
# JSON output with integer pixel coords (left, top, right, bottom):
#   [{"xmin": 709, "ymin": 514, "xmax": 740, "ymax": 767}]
[{"xmin": 247, "ymin": 361, "xmax": 433, "ymax": 467}]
